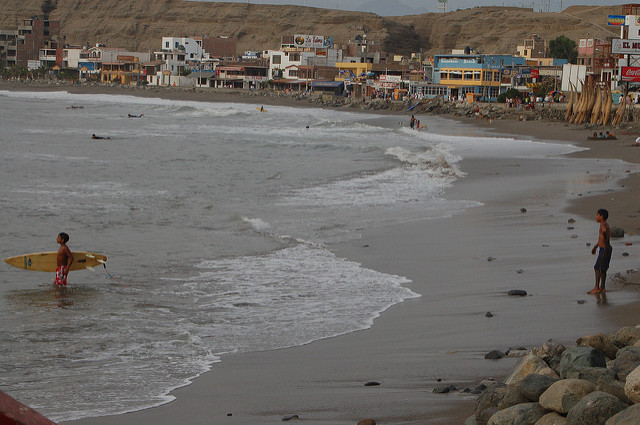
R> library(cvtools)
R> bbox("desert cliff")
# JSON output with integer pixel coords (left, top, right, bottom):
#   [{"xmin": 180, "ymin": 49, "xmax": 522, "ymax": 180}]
[{"xmin": 0, "ymin": 1, "xmax": 623, "ymax": 56}]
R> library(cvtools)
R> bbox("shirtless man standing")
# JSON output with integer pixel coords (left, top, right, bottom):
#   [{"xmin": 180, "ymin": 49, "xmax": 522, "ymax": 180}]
[
  {"xmin": 589, "ymin": 209, "xmax": 612, "ymax": 294},
  {"xmin": 55, "ymin": 232, "xmax": 74, "ymax": 287}
]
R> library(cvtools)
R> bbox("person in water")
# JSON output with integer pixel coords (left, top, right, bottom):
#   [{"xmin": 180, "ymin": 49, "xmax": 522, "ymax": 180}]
[
  {"xmin": 589, "ymin": 209, "xmax": 612, "ymax": 294},
  {"xmin": 55, "ymin": 232, "xmax": 74, "ymax": 287},
  {"xmin": 91, "ymin": 134, "xmax": 110, "ymax": 140}
]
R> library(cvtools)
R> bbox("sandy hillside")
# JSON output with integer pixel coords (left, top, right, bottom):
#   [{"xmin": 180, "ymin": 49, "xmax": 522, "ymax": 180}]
[{"xmin": 0, "ymin": 1, "xmax": 624, "ymax": 56}]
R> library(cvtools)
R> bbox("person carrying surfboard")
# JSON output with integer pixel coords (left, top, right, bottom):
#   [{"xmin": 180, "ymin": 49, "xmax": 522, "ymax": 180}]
[{"xmin": 55, "ymin": 233, "xmax": 74, "ymax": 287}]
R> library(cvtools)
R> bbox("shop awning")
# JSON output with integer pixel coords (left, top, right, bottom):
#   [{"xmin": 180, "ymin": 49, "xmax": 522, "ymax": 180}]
[{"xmin": 310, "ymin": 80, "xmax": 344, "ymax": 88}]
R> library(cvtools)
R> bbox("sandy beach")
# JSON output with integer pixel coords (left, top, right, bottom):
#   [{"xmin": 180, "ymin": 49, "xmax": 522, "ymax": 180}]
[{"xmin": 3, "ymin": 80, "xmax": 639, "ymax": 425}]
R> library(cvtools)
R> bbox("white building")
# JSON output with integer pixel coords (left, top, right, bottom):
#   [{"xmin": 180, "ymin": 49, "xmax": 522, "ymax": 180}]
[
  {"xmin": 161, "ymin": 37, "xmax": 209, "ymax": 61},
  {"xmin": 263, "ymin": 49, "xmax": 342, "ymax": 80}
]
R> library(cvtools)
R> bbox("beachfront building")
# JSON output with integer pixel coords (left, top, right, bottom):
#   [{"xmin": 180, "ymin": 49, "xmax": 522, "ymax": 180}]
[
  {"xmin": 577, "ymin": 38, "xmax": 619, "ymax": 90},
  {"xmin": 77, "ymin": 45, "xmax": 150, "ymax": 79},
  {"xmin": 211, "ymin": 60, "xmax": 268, "ymax": 89},
  {"xmin": 0, "ymin": 17, "xmax": 61, "ymax": 69},
  {"xmin": 432, "ymin": 54, "xmax": 525, "ymax": 101}
]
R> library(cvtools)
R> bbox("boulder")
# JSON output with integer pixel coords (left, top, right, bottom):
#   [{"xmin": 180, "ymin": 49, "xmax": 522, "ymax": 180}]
[
  {"xmin": 478, "ymin": 407, "xmax": 499, "ymax": 425},
  {"xmin": 556, "ymin": 347, "xmax": 606, "ymax": 379},
  {"xmin": 598, "ymin": 378, "xmax": 632, "ymax": 405},
  {"xmin": 538, "ymin": 367, "xmax": 560, "ymax": 379},
  {"xmin": 535, "ymin": 412, "xmax": 569, "ymax": 425},
  {"xmin": 475, "ymin": 383, "xmax": 507, "ymax": 425},
  {"xmin": 537, "ymin": 412, "xmax": 569, "ymax": 425},
  {"xmin": 498, "ymin": 384, "xmax": 529, "ymax": 410},
  {"xmin": 357, "ymin": 420, "xmax": 376, "ymax": 425},
  {"xmin": 485, "ymin": 350, "xmax": 506, "ymax": 360},
  {"xmin": 610, "ymin": 347, "xmax": 640, "ymax": 380},
  {"xmin": 577, "ymin": 334, "xmax": 619, "ymax": 359},
  {"xmin": 539, "ymin": 379, "xmax": 596, "ymax": 414},
  {"xmin": 532, "ymin": 340, "xmax": 566, "ymax": 369},
  {"xmin": 464, "ymin": 415, "xmax": 478, "ymax": 425},
  {"xmin": 505, "ymin": 353, "xmax": 549, "ymax": 385},
  {"xmin": 570, "ymin": 367, "xmax": 617, "ymax": 384},
  {"xmin": 566, "ymin": 391, "xmax": 627, "ymax": 425},
  {"xmin": 624, "ymin": 364, "xmax": 640, "ymax": 403},
  {"xmin": 611, "ymin": 326, "xmax": 640, "ymax": 347},
  {"xmin": 519, "ymin": 374, "xmax": 559, "ymax": 402},
  {"xmin": 605, "ymin": 404, "xmax": 640, "ymax": 425},
  {"xmin": 487, "ymin": 403, "xmax": 546, "ymax": 425}
]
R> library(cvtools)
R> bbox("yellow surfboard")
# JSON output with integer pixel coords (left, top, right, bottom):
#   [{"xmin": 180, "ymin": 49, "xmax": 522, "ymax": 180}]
[{"xmin": 3, "ymin": 251, "xmax": 107, "ymax": 272}]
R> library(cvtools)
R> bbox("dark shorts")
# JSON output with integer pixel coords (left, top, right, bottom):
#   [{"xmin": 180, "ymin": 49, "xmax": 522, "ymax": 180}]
[{"xmin": 594, "ymin": 246, "xmax": 612, "ymax": 272}]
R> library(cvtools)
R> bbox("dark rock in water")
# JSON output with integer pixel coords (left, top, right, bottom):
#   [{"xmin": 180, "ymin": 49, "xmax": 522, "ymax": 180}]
[
  {"xmin": 521, "ymin": 208, "xmax": 527, "ymax": 213},
  {"xmin": 623, "ymin": 252, "xmax": 629, "ymax": 257},
  {"xmin": 433, "ymin": 385, "xmax": 451, "ymax": 393},
  {"xmin": 282, "ymin": 414, "xmax": 300, "ymax": 421},
  {"xmin": 508, "ymin": 290, "xmax": 527, "ymax": 296},
  {"xmin": 364, "ymin": 381, "xmax": 380, "ymax": 386},
  {"xmin": 568, "ymin": 218, "xmax": 576, "ymax": 223},
  {"xmin": 577, "ymin": 300, "xmax": 586, "ymax": 304},
  {"xmin": 475, "ymin": 383, "xmax": 487, "ymax": 392},
  {"xmin": 362, "ymin": 244, "xmax": 369, "ymax": 248},
  {"xmin": 566, "ymin": 391, "xmax": 627, "ymax": 425},
  {"xmin": 567, "ymin": 226, "xmax": 575, "ymax": 230},
  {"xmin": 485, "ymin": 350, "xmax": 505, "ymax": 360},
  {"xmin": 486, "ymin": 312, "xmax": 494, "ymax": 318},
  {"xmin": 611, "ymin": 227, "xmax": 625, "ymax": 238},
  {"xmin": 487, "ymin": 256, "xmax": 496, "ymax": 262},
  {"xmin": 227, "ymin": 413, "xmax": 233, "ymax": 417},
  {"xmin": 516, "ymin": 269, "xmax": 524, "ymax": 274},
  {"xmin": 436, "ymin": 377, "xmax": 442, "ymax": 382}
]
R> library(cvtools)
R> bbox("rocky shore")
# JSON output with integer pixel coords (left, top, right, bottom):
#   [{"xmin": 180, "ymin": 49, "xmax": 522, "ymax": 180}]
[{"xmin": 461, "ymin": 324, "xmax": 640, "ymax": 425}]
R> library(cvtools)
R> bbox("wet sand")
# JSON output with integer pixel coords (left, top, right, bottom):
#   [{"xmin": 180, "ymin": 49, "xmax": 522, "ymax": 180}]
[{"xmin": 4, "ymin": 82, "xmax": 638, "ymax": 425}]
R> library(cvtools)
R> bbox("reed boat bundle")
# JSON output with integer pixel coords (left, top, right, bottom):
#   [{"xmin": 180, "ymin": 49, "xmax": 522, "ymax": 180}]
[
  {"xmin": 565, "ymin": 82, "xmax": 575, "ymax": 122},
  {"xmin": 590, "ymin": 84, "xmax": 602, "ymax": 125}
]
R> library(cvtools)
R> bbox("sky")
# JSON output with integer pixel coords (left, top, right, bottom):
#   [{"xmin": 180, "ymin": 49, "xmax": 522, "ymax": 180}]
[{"xmin": 205, "ymin": 0, "xmax": 620, "ymax": 15}]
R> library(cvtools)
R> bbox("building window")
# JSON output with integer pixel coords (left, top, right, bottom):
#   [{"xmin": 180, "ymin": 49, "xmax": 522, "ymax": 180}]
[
  {"xmin": 464, "ymin": 71, "xmax": 473, "ymax": 80},
  {"xmin": 272, "ymin": 55, "xmax": 281, "ymax": 65},
  {"xmin": 175, "ymin": 42, "xmax": 179, "ymax": 48},
  {"xmin": 440, "ymin": 71, "xmax": 448, "ymax": 80},
  {"xmin": 290, "ymin": 53, "xmax": 300, "ymax": 62},
  {"xmin": 493, "ymin": 72, "xmax": 500, "ymax": 82},
  {"xmin": 165, "ymin": 41, "xmax": 169, "ymax": 48}
]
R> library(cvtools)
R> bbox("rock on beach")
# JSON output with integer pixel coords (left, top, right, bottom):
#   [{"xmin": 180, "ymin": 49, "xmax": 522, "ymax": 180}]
[{"xmin": 469, "ymin": 324, "xmax": 640, "ymax": 425}]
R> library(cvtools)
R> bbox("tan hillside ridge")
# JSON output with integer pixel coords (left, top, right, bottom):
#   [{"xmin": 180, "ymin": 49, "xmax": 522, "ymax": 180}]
[{"xmin": 0, "ymin": 1, "xmax": 623, "ymax": 56}]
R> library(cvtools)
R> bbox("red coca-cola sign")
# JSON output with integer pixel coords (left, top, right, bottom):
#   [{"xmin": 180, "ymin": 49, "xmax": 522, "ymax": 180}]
[{"xmin": 622, "ymin": 67, "xmax": 640, "ymax": 82}]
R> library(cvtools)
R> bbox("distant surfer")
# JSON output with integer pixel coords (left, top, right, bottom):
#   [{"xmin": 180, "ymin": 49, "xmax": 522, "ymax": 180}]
[
  {"xmin": 410, "ymin": 115, "xmax": 415, "ymax": 129},
  {"xmin": 55, "ymin": 232, "xmax": 74, "ymax": 287},
  {"xmin": 128, "ymin": 113, "xmax": 144, "ymax": 118},
  {"xmin": 260, "ymin": 106, "xmax": 264, "ymax": 112},
  {"xmin": 91, "ymin": 134, "xmax": 110, "ymax": 140}
]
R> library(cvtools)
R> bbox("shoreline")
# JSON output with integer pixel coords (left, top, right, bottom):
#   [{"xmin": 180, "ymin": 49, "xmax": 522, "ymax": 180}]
[{"xmin": 4, "ymin": 81, "xmax": 639, "ymax": 424}]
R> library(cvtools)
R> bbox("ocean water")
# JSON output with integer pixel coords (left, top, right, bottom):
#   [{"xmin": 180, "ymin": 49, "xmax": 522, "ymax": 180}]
[{"xmin": 0, "ymin": 90, "xmax": 630, "ymax": 422}]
